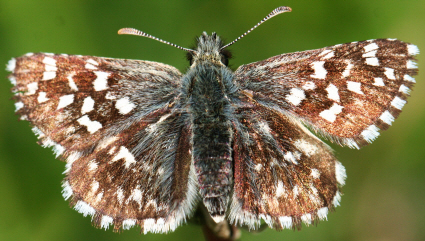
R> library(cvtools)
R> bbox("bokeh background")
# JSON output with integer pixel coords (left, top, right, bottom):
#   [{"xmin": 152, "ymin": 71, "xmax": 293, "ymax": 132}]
[{"xmin": 1, "ymin": 1, "xmax": 424, "ymax": 241}]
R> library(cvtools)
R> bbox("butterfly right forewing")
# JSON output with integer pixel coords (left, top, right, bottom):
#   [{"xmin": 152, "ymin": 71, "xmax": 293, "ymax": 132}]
[{"xmin": 234, "ymin": 39, "xmax": 418, "ymax": 149}]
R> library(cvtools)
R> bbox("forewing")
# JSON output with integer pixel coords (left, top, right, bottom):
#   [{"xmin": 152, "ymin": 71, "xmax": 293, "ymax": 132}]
[
  {"xmin": 234, "ymin": 39, "xmax": 419, "ymax": 148},
  {"xmin": 229, "ymin": 103, "xmax": 344, "ymax": 230},
  {"xmin": 7, "ymin": 53, "xmax": 198, "ymax": 233}
]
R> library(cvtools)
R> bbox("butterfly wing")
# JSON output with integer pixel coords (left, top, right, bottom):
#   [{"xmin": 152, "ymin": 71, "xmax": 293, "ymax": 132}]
[
  {"xmin": 8, "ymin": 53, "xmax": 197, "ymax": 233},
  {"xmin": 229, "ymin": 39, "xmax": 418, "ymax": 229},
  {"xmin": 229, "ymin": 99, "xmax": 344, "ymax": 229},
  {"xmin": 234, "ymin": 39, "xmax": 419, "ymax": 148}
]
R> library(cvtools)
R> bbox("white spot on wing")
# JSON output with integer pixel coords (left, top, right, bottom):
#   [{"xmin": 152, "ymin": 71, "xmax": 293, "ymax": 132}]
[
  {"xmin": 347, "ymin": 81, "xmax": 364, "ymax": 94},
  {"xmin": 93, "ymin": 71, "xmax": 110, "ymax": 91},
  {"xmin": 115, "ymin": 97, "xmax": 136, "ymax": 115},
  {"xmin": 129, "ymin": 187, "xmax": 143, "ymax": 204},
  {"xmin": 42, "ymin": 56, "xmax": 57, "ymax": 71},
  {"xmin": 85, "ymin": 63, "xmax": 97, "ymax": 70},
  {"xmin": 81, "ymin": 96, "xmax": 95, "ymax": 114},
  {"xmin": 399, "ymin": 84, "xmax": 410, "ymax": 94},
  {"xmin": 310, "ymin": 168, "xmax": 320, "ymax": 179},
  {"xmin": 77, "ymin": 115, "xmax": 102, "ymax": 133},
  {"xmin": 406, "ymin": 60, "xmax": 417, "ymax": 69},
  {"xmin": 276, "ymin": 181, "xmax": 285, "ymax": 198},
  {"xmin": 8, "ymin": 76, "xmax": 16, "ymax": 85},
  {"xmin": 320, "ymin": 49, "xmax": 334, "ymax": 59},
  {"xmin": 37, "ymin": 92, "xmax": 49, "ymax": 103},
  {"xmin": 15, "ymin": 102, "xmax": 24, "ymax": 111},
  {"xmin": 116, "ymin": 187, "xmax": 125, "ymax": 204},
  {"xmin": 361, "ymin": 125, "xmax": 380, "ymax": 143},
  {"xmin": 86, "ymin": 59, "xmax": 99, "ymax": 66},
  {"xmin": 91, "ymin": 181, "xmax": 99, "ymax": 193},
  {"xmin": 57, "ymin": 94, "xmax": 74, "ymax": 109},
  {"xmin": 122, "ymin": 219, "xmax": 137, "ymax": 230},
  {"xmin": 6, "ymin": 58, "xmax": 16, "ymax": 72},
  {"xmin": 407, "ymin": 44, "xmax": 419, "ymax": 55},
  {"xmin": 384, "ymin": 67, "xmax": 395, "ymax": 80},
  {"xmin": 335, "ymin": 161, "xmax": 346, "ymax": 185},
  {"xmin": 292, "ymin": 185, "xmax": 299, "ymax": 198},
  {"xmin": 294, "ymin": 139, "xmax": 318, "ymax": 157},
  {"xmin": 285, "ymin": 88, "xmax": 305, "ymax": 106},
  {"xmin": 88, "ymin": 160, "xmax": 98, "ymax": 171},
  {"xmin": 302, "ymin": 81, "xmax": 316, "ymax": 90},
  {"xmin": 112, "ymin": 146, "xmax": 136, "ymax": 168},
  {"xmin": 326, "ymin": 84, "xmax": 340, "ymax": 102},
  {"xmin": 254, "ymin": 163, "xmax": 262, "ymax": 172},
  {"xmin": 363, "ymin": 42, "xmax": 379, "ymax": 52},
  {"xmin": 365, "ymin": 57, "xmax": 379, "ymax": 66},
  {"xmin": 362, "ymin": 50, "xmax": 377, "ymax": 58},
  {"xmin": 279, "ymin": 216, "xmax": 292, "ymax": 229},
  {"xmin": 74, "ymin": 200, "xmax": 95, "ymax": 217},
  {"xmin": 301, "ymin": 213, "xmax": 312, "ymax": 225},
  {"xmin": 391, "ymin": 96, "xmax": 406, "ymax": 110},
  {"xmin": 333, "ymin": 191, "xmax": 342, "ymax": 207},
  {"xmin": 342, "ymin": 60, "xmax": 353, "ymax": 78},
  {"xmin": 319, "ymin": 103, "xmax": 344, "ymax": 122},
  {"xmin": 404, "ymin": 74, "xmax": 416, "ymax": 83},
  {"xmin": 67, "ymin": 73, "xmax": 78, "ymax": 91},
  {"xmin": 97, "ymin": 136, "xmax": 119, "ymax": 150},
  {"xmin": 317, "ymin": 207, "xmax": 328, "ymax": 220},
  {"xmin": 373, "ymin": 77, "xmax": 385, "ymax": 86},
  {"xmin": 379, "ymin": 110, "xmax": 394, "ymax": 125},
  {"xmin": 258, "ymin": 121, "xmax": 271, "ymax": 134},
  {"xmin": 100, "ymin": 215, "xmax": 113, "ymax": 230},
  {"xmin": 42, "ymin": 71, "xmax": 56, "ymax": 80},
  {"xmin": 26, "ymin": 82, "xmax": 38, "ymax": 95},
  {"xmin": 310, "ymin": 61, "xmax": 327, "ymax": 79},
  {"xmin": 61, "ymin": 181, "xmax": 73, "ymax": 200},
  {"xmin": 284, "ymin": 151, "xmax": 298, "ymax": 165}
]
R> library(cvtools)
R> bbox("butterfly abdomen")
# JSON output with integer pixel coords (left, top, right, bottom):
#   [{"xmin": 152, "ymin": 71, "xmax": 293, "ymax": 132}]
[{"xmin": 187, "ymin": 63, "xmax": 234, "ymax": 222}]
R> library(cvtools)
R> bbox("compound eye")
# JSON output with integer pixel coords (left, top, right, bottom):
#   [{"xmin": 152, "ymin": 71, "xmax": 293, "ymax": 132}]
[
  {"xmin": 220, "ymin": 49, "xmax": 232, "ymax": 66},
  {"xmin": 221, "ymin": 55, "xmax": 229, "ymax": 66},
  {"xmin": 186, "ymin": 52, "xmax": 194, "ymax": 65}
]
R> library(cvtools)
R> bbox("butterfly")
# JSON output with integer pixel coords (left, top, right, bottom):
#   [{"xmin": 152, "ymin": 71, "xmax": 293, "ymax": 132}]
[{"xmin": 6, "ymin": 6, "xmax": 418, "ymax": 237}]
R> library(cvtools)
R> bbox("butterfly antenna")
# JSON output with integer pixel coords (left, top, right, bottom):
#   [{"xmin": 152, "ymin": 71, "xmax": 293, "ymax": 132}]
[
  {"xmin": 118, "ymin": 28, "xmax": 197, "ymax": 54},
  {"xmin": 220, "ymin": 6, "xmax": 292, "ymax": 50}
]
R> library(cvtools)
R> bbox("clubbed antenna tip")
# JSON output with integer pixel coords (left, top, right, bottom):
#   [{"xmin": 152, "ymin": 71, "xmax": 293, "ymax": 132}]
[
  {"xmin": 220, "ymin": 6, "xmax": 292, "ymax": 50},
  {"xmin": 118, "ymin": 28, "xmax": 196, "ymax": 54}
]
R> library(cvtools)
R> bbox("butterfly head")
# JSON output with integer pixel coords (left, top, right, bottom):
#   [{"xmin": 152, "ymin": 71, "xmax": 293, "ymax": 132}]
[{"xmin": 186, "ymin": 32, "xmax": 232, "ymax": 67}]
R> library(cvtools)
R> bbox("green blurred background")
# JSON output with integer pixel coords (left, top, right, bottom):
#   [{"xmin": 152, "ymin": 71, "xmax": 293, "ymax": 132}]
[{"xmin": 1, "ymin": 1, "xmax": 424, "ymax": 241}]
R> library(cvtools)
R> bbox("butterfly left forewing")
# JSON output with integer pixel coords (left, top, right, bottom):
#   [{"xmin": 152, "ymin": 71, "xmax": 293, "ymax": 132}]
[
  {"xmin": 235, "ymin": 39, "xmax": 419, "ymax": 148},
  {"xmin": 8, "ymin": 53, "xmax": 199, "ymax": 233},
  {"xmin": 10, "ymin": 53, "xmax": 181, "ymax": 155}
]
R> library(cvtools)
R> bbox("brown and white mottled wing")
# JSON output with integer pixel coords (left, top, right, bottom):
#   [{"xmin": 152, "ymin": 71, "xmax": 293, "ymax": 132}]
[
  {"xmin": 229, "ymin": 103, "xmax": 345, "ymax": 230},
  {"xmin": 234, "ymin": 39, "xmax": 419, "ymax": 148},
  {"xmin": 8, "ymin": 53, "xmax": 197, "ymax": 233}
]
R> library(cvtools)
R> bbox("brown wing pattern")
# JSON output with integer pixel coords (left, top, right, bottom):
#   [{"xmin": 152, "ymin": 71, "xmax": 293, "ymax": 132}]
[
  {"xmin": 235, "ymin": 39, "xmax": 418, "ymax": 148},
  {"xmin": 9, "ymin": 53, "xmax": 199, "ymax": 233},
  {"xmin": 230, "ymin": 101, "xmax": 344, "ymax": 229}
]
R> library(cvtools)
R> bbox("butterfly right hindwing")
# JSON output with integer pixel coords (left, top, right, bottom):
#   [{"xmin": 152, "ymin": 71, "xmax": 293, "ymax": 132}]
[{"xmin": 229, "ymin": 101, "xmax": 344, "ymax": 230}]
